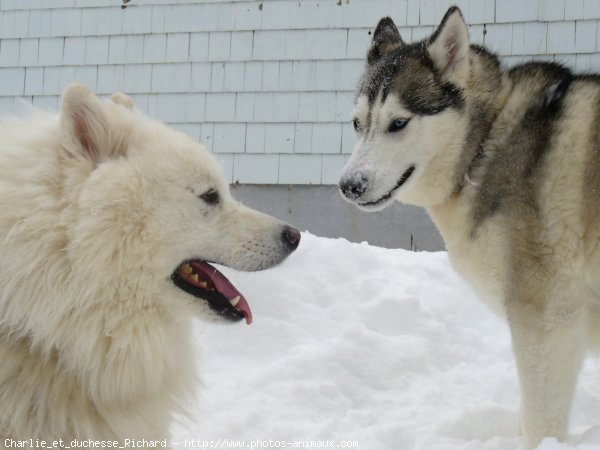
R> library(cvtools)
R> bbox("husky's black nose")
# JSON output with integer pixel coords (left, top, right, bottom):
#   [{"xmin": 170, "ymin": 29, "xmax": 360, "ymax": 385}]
[
  {"xmin": 282, "ymin": 226, "xmax": 301, "ymax": 250},
  {"xmin": 339, "ymin": 173, "xmax": 368, "ymax": 200}
]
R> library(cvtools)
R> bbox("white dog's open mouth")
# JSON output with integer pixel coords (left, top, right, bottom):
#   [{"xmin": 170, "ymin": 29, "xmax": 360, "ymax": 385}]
[{"xmin": 171, "ymin": 261, "xmax": 252, "ymax": 325}]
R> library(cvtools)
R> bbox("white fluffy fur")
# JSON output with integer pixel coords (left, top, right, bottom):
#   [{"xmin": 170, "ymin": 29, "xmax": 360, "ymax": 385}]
[{"xmin": 0, "ymin": 84, "xmax": 292, "ymax": 442}]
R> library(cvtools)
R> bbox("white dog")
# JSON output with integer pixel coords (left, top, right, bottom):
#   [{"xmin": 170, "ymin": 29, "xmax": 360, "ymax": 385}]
[{"xmin": 0, "ymin": 84, "xmax": 300, "ymax": 443}]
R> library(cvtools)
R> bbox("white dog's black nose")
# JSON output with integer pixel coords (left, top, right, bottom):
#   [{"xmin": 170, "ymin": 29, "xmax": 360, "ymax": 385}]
[
  {"xmin": 339, "ymin": 172, "xmax": 369, "ymax": 200},
  {"xmin": 282, "ymin": 225, "xmax": 301, "ymax": 250}
]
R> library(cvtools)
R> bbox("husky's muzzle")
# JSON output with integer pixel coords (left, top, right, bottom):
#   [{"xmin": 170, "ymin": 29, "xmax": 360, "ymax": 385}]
[{"xmin": 339, "ymin": 165, "xmax": 416, "ymax": 207}]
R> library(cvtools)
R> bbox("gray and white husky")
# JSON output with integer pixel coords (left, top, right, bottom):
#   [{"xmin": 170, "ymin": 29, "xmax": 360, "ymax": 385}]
[{"xmin": 340, "ymin": 6, "xmax": 600, "ymax": 448}]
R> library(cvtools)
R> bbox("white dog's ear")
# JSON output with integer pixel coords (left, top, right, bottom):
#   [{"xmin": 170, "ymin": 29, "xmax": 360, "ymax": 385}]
[
  {"xmin": 110, "ymin": 92, "xmax": 135, "ymax": 110},
  {"xmin": 60, "ymin": 84, "xmax": 123, "ymax": 165},
  {"xmin": 427, "ymin": 7, "xmax": 470, "ymax": 84},
  {"xmin": 367, "ymin": 17, "xmax": 404, "ymax": 65}
]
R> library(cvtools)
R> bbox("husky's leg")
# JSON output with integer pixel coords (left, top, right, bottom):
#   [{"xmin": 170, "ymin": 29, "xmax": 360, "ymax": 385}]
[
  {"xmin": 588, "ymin": 304, "xmax": 600, "ymax": 350},
  {"xmin": 506, "ymin": 289, "xmax": 586, "ymax": 449}
]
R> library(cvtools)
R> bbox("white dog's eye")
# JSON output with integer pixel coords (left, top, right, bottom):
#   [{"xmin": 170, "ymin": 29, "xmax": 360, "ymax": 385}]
[
  {"xmin": 352, "ymin": 118, "xmax": 362, "ymax": 132},
  {"xmin": 388, "ymin": 118, "xmax": 410, "ymax": 133},
  {"xmin": 199, "ymin": 189, "xmax": 220, "ymax": 205}
]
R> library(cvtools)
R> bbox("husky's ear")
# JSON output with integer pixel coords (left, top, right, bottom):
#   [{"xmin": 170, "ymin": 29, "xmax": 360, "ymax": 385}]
[
  {"xmin": 60, "ymin": 84, "xmax": 124, "ymax": 165},
  {"xmin": 110, "ymin": 92, "xmax": 135, "ymax": 110},
  {"xmin": 427, "ymin": 7, "xmax": 470, "ymax": 84},
  {"xmin": 367, "ymin": 17, "xmax": 404, "ymax": 65}
]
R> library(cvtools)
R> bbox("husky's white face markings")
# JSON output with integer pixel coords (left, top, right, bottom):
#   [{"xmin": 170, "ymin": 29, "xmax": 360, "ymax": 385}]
[
  {"xmin": 342, "ymin": 92, "xmax": 416, "ymax": 211},
  {"xmin": 341, "ymin": 90, "xmax": 465, "ymax": 210}
]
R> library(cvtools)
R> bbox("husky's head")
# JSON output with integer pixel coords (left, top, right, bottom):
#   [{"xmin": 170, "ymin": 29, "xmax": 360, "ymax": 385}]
[
  {"xmin": 59, "ymin": 84, "xmax": 300, "ymax": 326},
  {"xmin": 339, "ymin": 7, "xmax": 471, "ymax": 210}
]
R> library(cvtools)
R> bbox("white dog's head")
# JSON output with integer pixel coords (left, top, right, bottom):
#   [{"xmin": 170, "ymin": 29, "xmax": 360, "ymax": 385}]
[
  {"xmin": 339, "ymin": 8, "xmax": 471, "ymax": 210},
  {"xmin": 59, "ymin": 84, "xmax": 300, "ymax": 326}
]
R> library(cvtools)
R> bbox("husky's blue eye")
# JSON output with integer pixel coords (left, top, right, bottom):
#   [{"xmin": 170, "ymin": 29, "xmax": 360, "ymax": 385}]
[
  {"xmin": 388, "ymin": 118, "xmax": 409, "ymax": 133},
  {"xmin": 199, "ymin": 189, "xmax": 220, "ymax": 205}
]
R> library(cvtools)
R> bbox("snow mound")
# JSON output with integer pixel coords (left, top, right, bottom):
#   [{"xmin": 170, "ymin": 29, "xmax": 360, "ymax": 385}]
[{"xmin": 173, "ymin": 233, "xmax": 600, "ymax": 450}]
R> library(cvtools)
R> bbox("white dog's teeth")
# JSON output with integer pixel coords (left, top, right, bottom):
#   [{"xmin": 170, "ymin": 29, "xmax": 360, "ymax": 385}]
[
  {"xmin": 182, "ymin": 264, "xmax": 193, "ymax": 274},
  {"xmin": 199, "ymin": 281, "xmax": 208, "ymax": 288},
  {"xmin": 229, "ymin": 296, "xmax": 241, "ymax": 307},
  {"xmin": 191, "ymin": 273, "xmax": 199, "ymax": 282}
]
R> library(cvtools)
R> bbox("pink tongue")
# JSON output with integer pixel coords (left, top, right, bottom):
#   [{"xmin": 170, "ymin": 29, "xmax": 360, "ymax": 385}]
[{"xmin": 191, "ymin": 262, "xmax": 253, "ymax": 325}]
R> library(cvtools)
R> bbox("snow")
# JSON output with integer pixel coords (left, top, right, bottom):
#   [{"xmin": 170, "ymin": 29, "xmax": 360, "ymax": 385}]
[{"xmin": 172, "ymin": 233, "xmax": 600, "ymax": 450}]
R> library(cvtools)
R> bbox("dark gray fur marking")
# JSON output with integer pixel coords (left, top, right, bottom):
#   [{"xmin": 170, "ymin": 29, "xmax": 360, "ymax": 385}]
[
  {"xmin": 471, "ymin": 63, "xmax": 573, "ymax": 234},
  {"xmin": 359, "ymin": 7, "xmax": 466, "ymax": 114},
  {"xmin": 358, "ymin": 41, "xmax": 464, "ymax": 116}
]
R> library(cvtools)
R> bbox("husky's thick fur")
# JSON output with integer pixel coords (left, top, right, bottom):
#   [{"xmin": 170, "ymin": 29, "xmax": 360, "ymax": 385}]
[
  {"xmin": 340, "ymin": 7, "xmax": 600, "ymax": 448},
  {"xmin": 0, "ymin": 84, "xmax": 299, "ymax": 442}
]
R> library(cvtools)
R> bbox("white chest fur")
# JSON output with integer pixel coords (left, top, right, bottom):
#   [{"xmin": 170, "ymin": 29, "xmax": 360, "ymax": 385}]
[{"xmin": 428, "ymin": 196, "xmax": 508, "ymax": 317}]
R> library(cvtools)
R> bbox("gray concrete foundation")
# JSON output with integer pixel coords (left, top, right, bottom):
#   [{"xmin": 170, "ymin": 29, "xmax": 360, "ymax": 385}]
[{"xmin": 230, "ymin": 185, "xmax": 445, "ymax": 251}]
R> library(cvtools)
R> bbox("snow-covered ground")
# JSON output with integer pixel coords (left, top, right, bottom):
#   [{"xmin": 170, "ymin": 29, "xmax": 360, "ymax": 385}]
[{"xmin": 172, "ymin": 233, "xmax": 600, "ymax": 450}]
